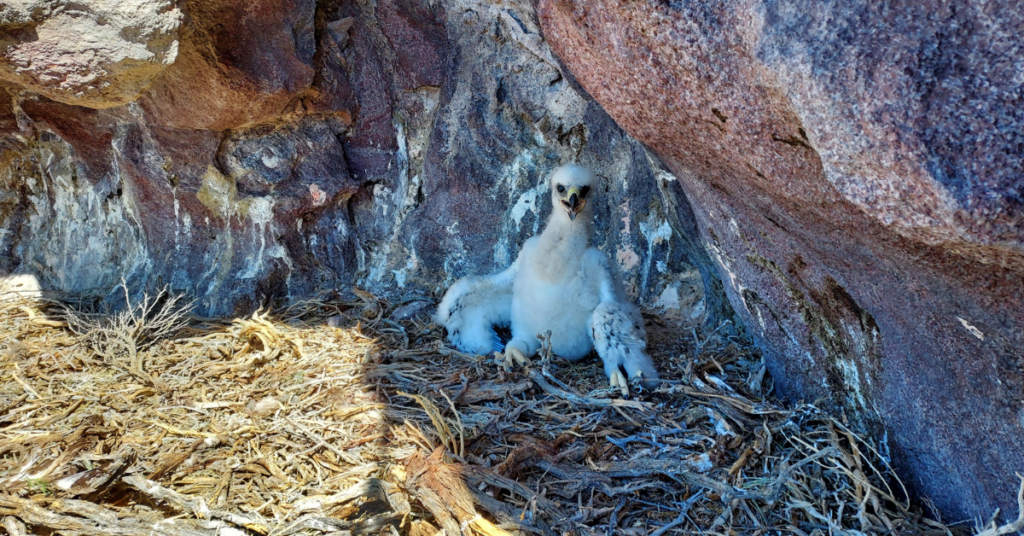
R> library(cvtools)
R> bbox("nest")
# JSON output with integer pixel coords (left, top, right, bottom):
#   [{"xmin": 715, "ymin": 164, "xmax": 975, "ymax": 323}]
[{"xmin": 0, "ymin": 287, "xmax": 1011, "ymax": 536}]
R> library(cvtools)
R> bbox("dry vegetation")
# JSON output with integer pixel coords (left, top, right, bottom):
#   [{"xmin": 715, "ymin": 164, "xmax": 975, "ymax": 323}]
[{"xmin": 0, "ymin": 286, "xmax": 1015, "ymax": 535}]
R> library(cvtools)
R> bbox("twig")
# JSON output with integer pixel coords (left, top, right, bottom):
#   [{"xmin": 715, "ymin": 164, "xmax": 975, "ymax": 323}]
[
  {"xmin": 527, "ymin": 369, "xmax": 648, "ymax": 410},
  {"xmin": 437, "ymin": 388, "xmax": 465, "ymax": 457},
  {"xmin": 543, "ymin": 458, "xmax": 764, "ymax": 501},
  {"xmin": 148, "ymin": 438, "xmax": 206, "ymax": 481},
  {"xmin": 767, "ymin": 446, "xmax": 840, "ymax": 500},
  {"xmin": 10, "ymin": 371, "xmax": 40, "ymax": 399},
  {"xmin": 0, "ymin": 394, "xmax": 28, "ymax": 417},
  {"xmin": 648, "ymin": 491, "xmax": 705, "ymax": 536},
  {"xmin": 286, "ymin": 417, "xmax": 359, "ymax": 464},
  {"xmin": 2, "ymin": 516, "xmax": 28, "ymax": 536},
  {"xmin": 124, "ymin": 473, "xmax": 271, "ymax": 534},
  {"xmin": 607, "ymin": 497, "xmax": 627, "ymax": 536},
  {"xmin": 278, "ymin": 479, "xmax": 409, "ymax": 536},
  {"xmin": 39, "ymin": 399, "xmax": 84, "ymax": 427},
  {"xmin": 0, "ymin": 493, "xmax": 219, "ymax": 536},
  {"xmin": 62, "ymin": 281, "xmax": 194, "ymax": 388},
  {"xmin": 461, "ymin": 465, "xmax": 567, "ymax": 520}
]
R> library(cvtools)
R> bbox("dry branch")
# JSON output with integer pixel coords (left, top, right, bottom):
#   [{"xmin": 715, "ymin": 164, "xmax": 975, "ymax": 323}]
[
  {"xmin": 527, "ymin": 368, "xmax": 648, "ymax": 410},
  {"xmin": 125, "ymin": 474, "xmax": 272, "ymax": 534},
  {"xmin": 0, "ymin": 494, "xmax": 221, "ymax": 536},
  {"xmin": 62, "ymin": 281, "xmax": 194, "ymax": 386}
]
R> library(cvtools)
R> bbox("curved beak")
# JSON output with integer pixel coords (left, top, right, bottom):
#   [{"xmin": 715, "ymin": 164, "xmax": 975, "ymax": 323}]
[{"xmin": 561, "ymin": 186, "xmax": 586, "ymax": 221}]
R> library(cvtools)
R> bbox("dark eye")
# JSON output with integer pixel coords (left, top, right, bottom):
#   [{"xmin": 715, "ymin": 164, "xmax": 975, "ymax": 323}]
[
  {"xmin": 557, "ymin": 184, "xmax": 565, "ymax": 193},
  {"xmin": 580, "ymin": 186, "xmax": 590, "ymax": 198}
]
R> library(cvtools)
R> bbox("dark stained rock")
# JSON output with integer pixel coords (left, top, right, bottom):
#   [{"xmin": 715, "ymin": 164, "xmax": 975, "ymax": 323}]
[
  {"xmin": 0, "ymin": 84, "xmax": 27, "ymax": 152},
  {"xmin": 364, "ymin": 0, "xmax": 715, "ymax": 327},
  {"xmin": 376, "ymin": 0, "xmax": 448, "ymax": 90},
  {"xmin": 538, "ymin": 0, "xmax": 1024, "ymax": 519},
  {"xmin": 20, "ymin": 97, "xmax": 120, "ymax": 179}
]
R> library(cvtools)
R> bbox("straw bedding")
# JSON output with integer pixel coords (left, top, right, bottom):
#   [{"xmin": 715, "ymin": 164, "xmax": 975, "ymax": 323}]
[{"xmin": 0, "ymin": 286, "xmax": 1012, "ymax": 535}]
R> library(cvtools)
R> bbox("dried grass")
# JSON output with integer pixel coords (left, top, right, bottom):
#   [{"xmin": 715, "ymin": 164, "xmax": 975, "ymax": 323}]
[
  {"xmin": 0, "ymin": 288, "xmax": 980, "ymax": 535},
  {"xmin": 61, "ymin": 281, "xmax": 195, "ymax": 387}
]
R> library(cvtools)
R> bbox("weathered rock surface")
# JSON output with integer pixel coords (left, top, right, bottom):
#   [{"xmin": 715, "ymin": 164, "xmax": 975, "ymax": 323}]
[
  {"xmin": 139, "ymin": 0, "xmax": 317, "ymax": 130},
  {"xmin": 0, "ymin": 0, "xmax": 714, "ymax": 328},
  {"xmin": 0, "ymin": 0, "xmax": 182, "ymax": 108},
  {"xmin": 539, "ymin": 0, "xmax": 1024, "ymax": 519}
]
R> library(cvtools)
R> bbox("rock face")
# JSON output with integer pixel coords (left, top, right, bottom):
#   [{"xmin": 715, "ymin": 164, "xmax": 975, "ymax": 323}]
[
  {"xmin": 0, "ymin": 0, "xmax": 183, "ymax": 108},
  {"xmin": 0, "ymin": 0, "xmax": 716, "ymax": 326},
  {"xmin": 539, "ymin": 0, "xmax": 1024, "ymax": 519},
  {"xmin": 139, "ymin": 0, "xmax": 317, "ymax": 129}
]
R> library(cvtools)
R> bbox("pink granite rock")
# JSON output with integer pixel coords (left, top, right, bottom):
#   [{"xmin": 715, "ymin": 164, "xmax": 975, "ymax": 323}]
[{"xmin": 539, "ymin": 0, "xmax": 1024, "ymax": 519}]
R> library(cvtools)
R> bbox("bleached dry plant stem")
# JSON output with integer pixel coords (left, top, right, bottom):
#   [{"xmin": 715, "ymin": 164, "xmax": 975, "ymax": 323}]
[
  {"xmin": 62, "ymin": 279, "xmax": 194, "ymax": 383},
  {"xmin": 976, "ymin": 473, "xmax": 1024, "ymax": 536}
]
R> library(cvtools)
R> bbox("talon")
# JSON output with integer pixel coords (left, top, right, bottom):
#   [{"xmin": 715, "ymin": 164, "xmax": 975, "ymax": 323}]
[
  {"xmin": 502, "ymin": 347, "xmax": 530, "ymax": 370},
  {"xmin": 609, "ymin": 369, "xmax": 629, "ymax": 398}
]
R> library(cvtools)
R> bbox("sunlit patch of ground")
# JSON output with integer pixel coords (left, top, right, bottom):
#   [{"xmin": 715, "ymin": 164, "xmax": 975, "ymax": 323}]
[{"xmin": 0, "ymin": 289, "xmax": 968, "ymax": 536}]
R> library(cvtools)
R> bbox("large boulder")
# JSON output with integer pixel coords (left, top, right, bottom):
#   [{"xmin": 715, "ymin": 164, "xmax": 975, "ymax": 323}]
[
  {"xmin": 0, "ymin": 0, "xmax": 182, "ymax": 108},
  {"xmin": 539, "ymin": 0, "xmax": 1024, "ymax": 519}
]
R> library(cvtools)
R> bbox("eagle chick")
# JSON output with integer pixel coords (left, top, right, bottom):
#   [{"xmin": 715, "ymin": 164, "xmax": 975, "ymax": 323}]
[{"xmin": 436, "ymin": 164, "xmax": 659, "ymax": 396}]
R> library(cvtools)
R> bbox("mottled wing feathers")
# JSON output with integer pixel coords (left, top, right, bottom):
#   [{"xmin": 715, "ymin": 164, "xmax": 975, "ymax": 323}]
[
  {"xmin": 590, "ymin": 301, "xmax": 659, "ymax": 389},
  {"xmin": 585, "ymin": 247, "xmax": 659, "ymax": 391},
  {"xmin": 435, "ymin": 264, "xmax": 516, "ymax": 355}
]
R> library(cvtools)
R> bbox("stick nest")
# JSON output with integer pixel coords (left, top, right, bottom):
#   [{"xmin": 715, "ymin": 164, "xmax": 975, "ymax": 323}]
[{"xmin": 0, "ymin": 288, "xmax": 981, "ymax": 536}]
